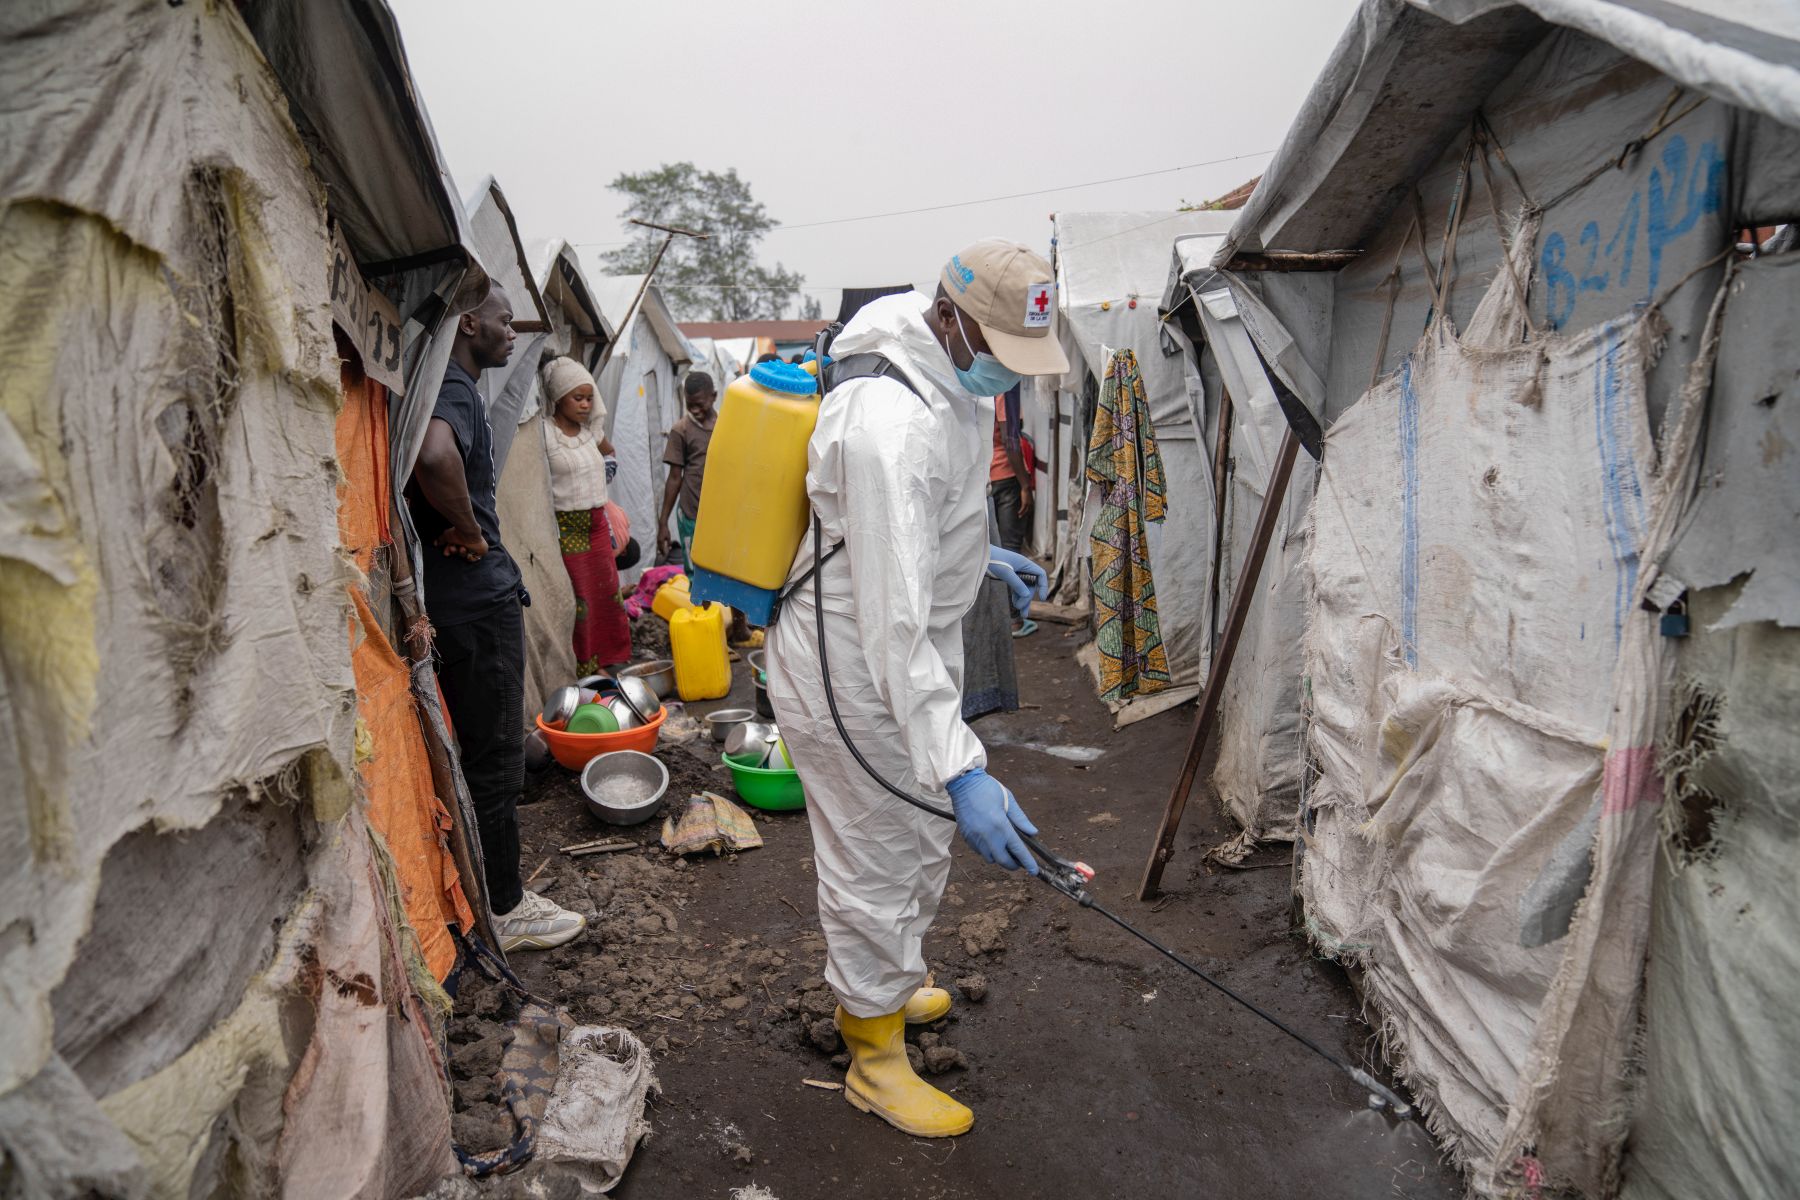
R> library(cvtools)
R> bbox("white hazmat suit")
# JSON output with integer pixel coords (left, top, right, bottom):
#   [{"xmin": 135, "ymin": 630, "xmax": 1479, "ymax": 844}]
[{"xmin": 766, "ymin": 292, "xmax": 990, "ymax": 1018}]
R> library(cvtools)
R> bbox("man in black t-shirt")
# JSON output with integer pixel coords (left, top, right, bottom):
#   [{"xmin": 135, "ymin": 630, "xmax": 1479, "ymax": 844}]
[{"xmin": 411, "ymin": 284, "xmax": 585, "ymax": 952}]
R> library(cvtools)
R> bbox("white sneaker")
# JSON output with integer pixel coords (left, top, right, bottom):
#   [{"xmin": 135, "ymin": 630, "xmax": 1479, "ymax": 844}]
[{"xmin": 494, "ymin": 889, "xmax": 586, "ymax": 952}]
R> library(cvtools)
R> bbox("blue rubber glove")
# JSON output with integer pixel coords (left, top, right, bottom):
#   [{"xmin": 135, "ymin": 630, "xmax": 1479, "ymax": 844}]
[
  {"xmin": 946, "ymin": 768, "xmax": 1039, "ymax": 874},
  {"xmin": 988, "ymin": 545, "xmax": 1047, "ymax": 598},
  {"xmin": 986, "ymin": 560, "xmax": 1034, "ymax": 620}
]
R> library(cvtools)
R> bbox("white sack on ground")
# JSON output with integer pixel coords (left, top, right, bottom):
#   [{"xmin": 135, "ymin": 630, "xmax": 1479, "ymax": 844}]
[{"xmin": 535, "ymin": 1026, "xmax": 658, "ymax": 1194}]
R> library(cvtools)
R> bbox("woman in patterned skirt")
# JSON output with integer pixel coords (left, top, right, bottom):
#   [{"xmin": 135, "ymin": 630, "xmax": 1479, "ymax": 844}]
[{"xmin": 544, "ymin": 357, "xmax": 632, "ymax": 672}]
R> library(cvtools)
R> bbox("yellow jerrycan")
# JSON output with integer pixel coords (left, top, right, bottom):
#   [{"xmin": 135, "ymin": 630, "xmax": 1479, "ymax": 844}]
[
  {"xmin": 652, "ymin": 573, "xmax": 693, "ymax": 622},
  {"xmin": 670, "ymin": 602, "xmax": 731, "ymax": 701},
  {"xmin": 688, "ymin": 361, "xmax": 821, "ymax": 625}
]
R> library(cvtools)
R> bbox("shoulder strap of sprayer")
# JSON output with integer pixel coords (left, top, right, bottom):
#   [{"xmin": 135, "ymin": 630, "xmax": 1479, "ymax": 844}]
[{"xmin": 765, "ymin": 327, "xmax": 927, "ymax": 627}]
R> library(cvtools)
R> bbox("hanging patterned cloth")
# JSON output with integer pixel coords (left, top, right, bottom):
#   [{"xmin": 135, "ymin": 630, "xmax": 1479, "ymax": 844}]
[{"xmin": 1087, "ymin": 347, "xmax": 1170, "ymax": 702}]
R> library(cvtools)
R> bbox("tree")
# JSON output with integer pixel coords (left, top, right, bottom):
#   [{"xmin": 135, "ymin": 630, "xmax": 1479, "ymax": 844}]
[{"xmin": 600, "ymin": 163, "xmax": 806, "ymax": 321}]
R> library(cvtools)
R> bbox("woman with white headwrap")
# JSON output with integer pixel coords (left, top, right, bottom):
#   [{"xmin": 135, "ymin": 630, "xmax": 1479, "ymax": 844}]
[{"xmin": 543, "ymin": 356, "xmax": 631, "ymax": 671}]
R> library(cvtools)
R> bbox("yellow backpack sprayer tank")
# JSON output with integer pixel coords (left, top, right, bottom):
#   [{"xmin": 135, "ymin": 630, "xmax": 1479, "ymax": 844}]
[{"xmin": 687, "ymin": 360, "xmax": 821, "ymax": 624}]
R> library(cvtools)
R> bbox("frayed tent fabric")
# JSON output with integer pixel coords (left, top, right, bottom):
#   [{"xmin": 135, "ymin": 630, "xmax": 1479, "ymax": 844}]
[
  {"xmin": 0, "ymin": 1, "xmax": 532, "ymax": 1194},
  {"xmin": 1210, "ymin": 1, "xmax": 1800, "ymax": 1196}
]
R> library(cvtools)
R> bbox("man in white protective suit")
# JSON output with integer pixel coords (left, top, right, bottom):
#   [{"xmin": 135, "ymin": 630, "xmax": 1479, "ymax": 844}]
[{"xmin": 766, "ymin": 239, "xmax": 1067, "ymax": 1138}]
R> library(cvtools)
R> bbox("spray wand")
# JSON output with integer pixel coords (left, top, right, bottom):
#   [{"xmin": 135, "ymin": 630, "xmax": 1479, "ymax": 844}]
[{"xmin": 804, "ymin": 514, "xmax": 1413, "ymax": 1118}]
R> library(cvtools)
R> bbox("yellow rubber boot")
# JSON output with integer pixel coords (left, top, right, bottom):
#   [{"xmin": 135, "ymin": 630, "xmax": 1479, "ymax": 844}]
[
  {"xmin": 836, "ymin": 1006, "xmax": 974, "ymax": 1137},
  {"xmin": 903, "ymin": 987, "xmax": 952, "ymax": 1024}
]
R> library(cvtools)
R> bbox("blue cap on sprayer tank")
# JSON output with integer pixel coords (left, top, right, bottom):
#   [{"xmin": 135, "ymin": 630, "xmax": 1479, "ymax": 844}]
[{"xmin": 750, "ymin": 361, "xmax": 820, "ymax": 395}]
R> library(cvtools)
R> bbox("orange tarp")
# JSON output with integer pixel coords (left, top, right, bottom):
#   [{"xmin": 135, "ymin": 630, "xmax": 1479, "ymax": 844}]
[{"xmin": 337, "ymin": 363, "xmax": 473, "ymax": 980}]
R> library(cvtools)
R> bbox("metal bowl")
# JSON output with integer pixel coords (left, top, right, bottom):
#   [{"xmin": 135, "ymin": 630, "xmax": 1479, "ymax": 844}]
[
  {"xmin": 580, "ymin": 750, "xmax": 668, "ymax": 825},
  {"xmin": 704, "ymin": 708, "xmax": 756, "ymax": 743},
  {"xmin": 621, "ymin": 659, "xmax": 677, "ymax": 700},
  {"xmin": 746, "ymin": 649, "xmax": 767, "ymax": 681},
  {"xmin": 576, "ymin": 674, "xmax": 613, "ymax": 689},
  {"xmin": 541, "ymin": 685, "xmax": 581, "ymax": 728},
  {"xmin": 616, "ymin": 675, "xmax": 661, "ymax": 724},
  {"xmin": 605, "ymin": 696, "xmax": 643, "ymax": 730},
  {"xmin": 724, "ymin": 720, "xmax": 782, "ymax": 767},
  {"xmin": 523, "ymin": 728, "xmax": 552, "ymax": 772}
]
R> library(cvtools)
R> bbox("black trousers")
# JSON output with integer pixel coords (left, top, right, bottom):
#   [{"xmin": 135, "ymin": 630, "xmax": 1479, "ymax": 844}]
[
  {"xmin": 435, "ymin": 598, "xmax": 525, "ymax": 915},
  {"xmin": 990, "ymin": 476, "xmax": 1029, "ymax": 553}
]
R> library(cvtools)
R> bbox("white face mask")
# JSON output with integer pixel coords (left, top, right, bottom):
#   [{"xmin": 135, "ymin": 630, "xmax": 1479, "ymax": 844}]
[{"xmin": 948, "ymin": 306, "xmax": 1022, "ymax": 397}]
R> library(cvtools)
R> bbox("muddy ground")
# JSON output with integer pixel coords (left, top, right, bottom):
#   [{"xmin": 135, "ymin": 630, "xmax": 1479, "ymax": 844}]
[{"xmin": 441, "ymin": 621, "xmax": 1459, "ymax": 1199}]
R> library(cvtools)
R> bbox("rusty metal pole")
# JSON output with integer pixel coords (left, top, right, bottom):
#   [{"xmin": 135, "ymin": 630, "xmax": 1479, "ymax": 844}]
[{"xmin": 1138, "ymin": 423, "xmax": 1301, "ymax": 900}]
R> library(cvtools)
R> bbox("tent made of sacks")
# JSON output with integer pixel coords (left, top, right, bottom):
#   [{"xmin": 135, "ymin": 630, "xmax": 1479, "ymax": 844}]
[
  {"xmin": 0, "ymin": 1, "xmax": 535, "ymax": 1194},
  {"xmin": 1205, "ymin": 1, "xmax": 1800, "ymax": 1195}
]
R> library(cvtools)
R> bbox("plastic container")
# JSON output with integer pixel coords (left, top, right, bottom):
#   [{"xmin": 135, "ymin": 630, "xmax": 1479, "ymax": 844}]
[
  {"xmin": 670, "ymin": 602, "xmax": 731, "ymax": 701},
  {"xmin": 535, "ymin": 706, "xmax": 666, "ymax": 769},
  {"xmin": 688, "ymin": 361, "xmax": 822, "ymax": 625},
  {"xmin": 652, "ymin": 573, "xmax": 693, "ymax": 622},
  {"xmin": 722, "ymin": 753, "xmax": 806, "ymax": 812},
  {"xmin": 566, "ymin": 702, "xmax": 619, "ymax": 734}
]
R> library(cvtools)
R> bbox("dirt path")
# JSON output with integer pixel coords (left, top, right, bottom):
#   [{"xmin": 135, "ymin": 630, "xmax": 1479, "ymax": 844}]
[{"xmin": 446, "ymin": 626, "xmax": 1459, "ymax": 1199}]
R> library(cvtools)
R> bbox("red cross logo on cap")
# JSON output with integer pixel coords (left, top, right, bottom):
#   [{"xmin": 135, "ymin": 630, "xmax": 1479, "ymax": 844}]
[
  {"xmin": 1033, "ymin": 289, "xmax": 1049, "ymax": 314},
  {"xmin": 1024, "ymin": 284, "xmax": 1052, "ymax": 328}
]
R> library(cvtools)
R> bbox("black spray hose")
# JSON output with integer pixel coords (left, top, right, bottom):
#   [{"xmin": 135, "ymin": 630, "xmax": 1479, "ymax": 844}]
[
  {"xmin": 803, "ymin": 518, "xmax": 1413, "ymax": 1119},
  {"xmin": 812, "ymin": 514, "xmax": 954, "ymax": 822}
]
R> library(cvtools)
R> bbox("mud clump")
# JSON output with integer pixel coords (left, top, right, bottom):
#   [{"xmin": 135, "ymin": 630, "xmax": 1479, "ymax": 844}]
[
  {"xmin": 807, "ymin": 1018, "xmax": 841, "ymax": 1053},
  {"xmin": 923, "ymin": 1045, "xmax": 969, "ymax": 1075},
  {"xmin": 954, "ymin": 973, "xmax": 988, "ymax": 1003},
  {"xmin": 958, "ymin": 910, "xmax": 1011, "ymax": 956}
]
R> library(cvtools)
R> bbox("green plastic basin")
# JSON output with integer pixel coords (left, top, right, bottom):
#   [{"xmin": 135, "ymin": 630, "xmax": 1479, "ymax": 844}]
[{"xmin": 722, "ymin": 753, "xmax": 806, "ymax": 812}]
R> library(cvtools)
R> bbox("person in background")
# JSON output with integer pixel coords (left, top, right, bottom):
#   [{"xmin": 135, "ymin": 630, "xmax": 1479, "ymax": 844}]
[
  {"xmin": 989, "ymin": 385, "xmax": 1031, "ymax": 552},
  {"xmin": 754, "ymin": 351, "xmax": 781, "ymax": 365},
  {"xmin": 543, "ymin": 356, "xmax": 631, "ymax": 673},
  {"xmin": 409, "ymin": 285, "xmax": 586, "ymax": 953},
  {"xmin": 989, "ymin": 386, "xmax": 1040, "ymax": 636},
  {"xmin": 657, "ymin": 370, "xmax": 761, "ymax": 649}
]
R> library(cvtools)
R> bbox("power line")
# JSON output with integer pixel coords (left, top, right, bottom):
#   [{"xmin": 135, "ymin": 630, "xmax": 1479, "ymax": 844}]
[
  {"xmin": 767, "ymin": 150, "xmax": 1274, "ymax": 231},
  {"xmin": 569, "ymin": 149, "xmax": 1272, "ymax": 247}
]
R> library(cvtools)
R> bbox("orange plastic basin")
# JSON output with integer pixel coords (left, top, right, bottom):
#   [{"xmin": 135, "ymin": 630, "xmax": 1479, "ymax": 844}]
[{"xmin": 535, "ymin": 706, "xmax": 666, "ymax": 769}]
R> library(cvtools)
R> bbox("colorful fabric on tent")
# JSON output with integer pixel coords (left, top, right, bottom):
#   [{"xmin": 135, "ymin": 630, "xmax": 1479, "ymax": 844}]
[
  {"xmin": 1087, "ymin": 348, "xmax": 1170, "ymax": 702},
  {"xmin": 338, "ymin": 363, "xmax": 474, "ymax": 981},
  {"xmin": 557, "ymin": 507, "xmax": 632, "ymax": 672}
]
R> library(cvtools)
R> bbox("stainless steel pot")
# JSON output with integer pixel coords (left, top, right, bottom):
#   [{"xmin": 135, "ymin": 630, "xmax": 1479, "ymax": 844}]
[
  {"xmin": 703, "ymin": 708, "xmax": 756, "ymax": 743},
  {"xmin": 541, "ymin": 685, "xmax": 581, "ymax": 728},
  {"xmin": 724, "ymin": 720, "xmax": 782, "ymax": 767},
  {"xmin": 616, "ymin": 675, "xmax": 661, "ymax": 724},
  {"xmin": 622, "ymin": 659, "xmax": 676, "ymax": 700},
  {"xmin": 605, "ymin": 697, "xmax": 643, "ymax": 730}
]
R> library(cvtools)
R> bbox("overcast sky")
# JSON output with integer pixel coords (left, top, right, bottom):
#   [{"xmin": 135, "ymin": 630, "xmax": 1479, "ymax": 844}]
[{"xmin": 388, "ymin": 0, "xmax": 1358, "ymax": 316}]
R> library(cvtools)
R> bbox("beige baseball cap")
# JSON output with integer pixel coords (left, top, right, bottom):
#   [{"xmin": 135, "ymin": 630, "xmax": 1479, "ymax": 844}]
[{"xmin": 939, "ymin": 239, "xmax": 1069, "ymax": 376}]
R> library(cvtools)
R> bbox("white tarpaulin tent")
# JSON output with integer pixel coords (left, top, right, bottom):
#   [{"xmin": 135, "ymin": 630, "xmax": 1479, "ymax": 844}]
[
  {"xmin": 1159, "ymin": 235, "xmax": 1311, "ymax": 846},
  {"xmin": 1052, "ymin": 211, "xmax": 1236, "ymax": 724},
  {"xmin": 1216, "ymin": 1, "xmax": 1800, "ymax": 1195},
  {"xmin": 588, "ymin": 274, "xmax": 695, "ymax": 585}
]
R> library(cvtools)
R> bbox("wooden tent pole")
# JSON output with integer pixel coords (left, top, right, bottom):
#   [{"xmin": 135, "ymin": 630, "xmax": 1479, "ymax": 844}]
[
  {"xmin": 1207, "ymin": 384, "xmax": 1234, "ymax": 649},
  {"xmin": 1138, "ymin": 423, "xmax": 1301, "ymax": 900}
]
